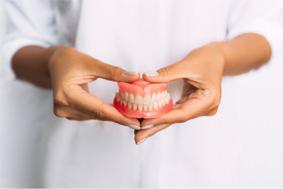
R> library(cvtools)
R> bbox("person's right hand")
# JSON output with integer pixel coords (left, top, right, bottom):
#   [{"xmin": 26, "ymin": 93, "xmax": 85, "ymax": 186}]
[{"xmin": 48, "ymin": 46, "xmax": 141, "ymax": 129}]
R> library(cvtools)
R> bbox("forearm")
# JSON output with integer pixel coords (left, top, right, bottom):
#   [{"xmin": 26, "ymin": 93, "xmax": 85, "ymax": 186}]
[
  {"xmin": 12, "ymin": 45, "xmax": 57, "ymax": 88},
  {"xmin": 211, "ymin": 33, "xmax": 272, "ymax": 76}
]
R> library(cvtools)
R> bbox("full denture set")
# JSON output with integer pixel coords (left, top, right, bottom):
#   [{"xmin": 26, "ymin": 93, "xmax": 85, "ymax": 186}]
[{"xmin": 113, "ymin": 80, "xmax": 173, "ymax": 118}]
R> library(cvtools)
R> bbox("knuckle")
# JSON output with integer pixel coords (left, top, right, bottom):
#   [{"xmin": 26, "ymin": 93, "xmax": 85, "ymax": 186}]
[
  {"xmin": 207, "ymin": 107, "xmax": 218, "ymax": 116},
  {"xmin": 93, "ymin": 102, "xmax": 106, "ymax": 119},
  {"xmin": 53, "ymin": 89, "xmax": 68, "ymax": 106},
  {"xmin": 53, "ymin": 105, "xmax": 66, "ymax": 118},
  {"xmin": 110, "ymin": 66, "xmax": 123, "ymax": 80},
  {"xmin": 205, "ymin": 88, "xmax": 221, "ymax": 109},
  {"xmin": 158, "ymin": 67, "xmax": 170, "ymax": 77},
  {"xmin": 206, "ymin": 108, "xmax": 218, "ymax": 116}
]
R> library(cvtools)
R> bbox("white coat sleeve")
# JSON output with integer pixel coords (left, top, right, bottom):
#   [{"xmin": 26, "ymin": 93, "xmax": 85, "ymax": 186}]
[
  {"xmin": 227, "ymin": 0, "xmax": 283, "ymax": 60},
  {"xmin": 0, "ymin": 0, "xmax": 58, "ymax": 80}
]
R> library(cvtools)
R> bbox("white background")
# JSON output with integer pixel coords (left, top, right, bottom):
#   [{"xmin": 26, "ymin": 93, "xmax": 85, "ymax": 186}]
[{"xmin": 0, "ymin": 0, "xmax": 282, "ymax": 187}]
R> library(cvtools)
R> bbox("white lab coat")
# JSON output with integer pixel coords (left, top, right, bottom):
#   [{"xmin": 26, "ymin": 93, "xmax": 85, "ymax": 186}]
[{"xmin": 1, "ymin": 0, "xmax": 283, "ymax": 187}]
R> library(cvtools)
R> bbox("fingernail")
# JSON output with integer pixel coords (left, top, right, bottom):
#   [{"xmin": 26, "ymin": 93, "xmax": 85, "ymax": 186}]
[
  {"xmin": 123, "ymin": 71, "xmax": 139, "ymax": 76},
  {"xmin": 128, "ymin": 125, "xmax": 140, "ymax": 130},
  {"xmin": 144, "ymin": 71, "xmax": 159, "ymax": 77},
  {"xmin": 137, "ymin": 138, "xmax": 147, "ymax": 145},
  {"xmin": 141, "ymin": 125, "xmax": 154, "ymax": 130}
]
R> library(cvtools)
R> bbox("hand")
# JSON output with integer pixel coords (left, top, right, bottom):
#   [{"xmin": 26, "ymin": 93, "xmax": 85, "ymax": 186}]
[
  {"xmin": 135, "ymin": 43, "xmax": 225, "ymax": 144},
  {"xmin": 48, "ymin": 46, "xmax": 141, "ymax": 129}
]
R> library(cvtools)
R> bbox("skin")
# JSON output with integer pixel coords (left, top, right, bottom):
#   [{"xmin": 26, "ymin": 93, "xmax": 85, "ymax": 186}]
[
  {"xmin": 13, "ymin": 45, "xmax": 141, "ymax": 128},
  {"xmin": 12, "ymin": 33, "xmax": 271, "ymax": 144}
]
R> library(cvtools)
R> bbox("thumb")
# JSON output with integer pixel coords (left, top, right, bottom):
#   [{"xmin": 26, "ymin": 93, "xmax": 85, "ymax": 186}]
[
  {"xmin": 93, "ymin": 61, "xmax": 140, "ymax": 82},
  {"xmin": 143, "ymin": 62, "xmax": 185, "ymax": 83}
]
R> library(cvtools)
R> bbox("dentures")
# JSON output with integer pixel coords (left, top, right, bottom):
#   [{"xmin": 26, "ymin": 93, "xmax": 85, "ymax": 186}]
[{"xmin": 113, "ymin": 80, "xmax": 173, "ymax": 118}]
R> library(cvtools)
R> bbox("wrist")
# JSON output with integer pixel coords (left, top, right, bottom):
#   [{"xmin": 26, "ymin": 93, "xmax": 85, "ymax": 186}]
[{"xmin": 203, "ymin": 41, "xmax": 227, "ymax": 74}]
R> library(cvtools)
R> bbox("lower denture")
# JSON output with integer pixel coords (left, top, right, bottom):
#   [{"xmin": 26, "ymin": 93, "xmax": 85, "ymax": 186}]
[{"xmin": 113, "ymin": 80, "xmax": 173, "ymax": 118}]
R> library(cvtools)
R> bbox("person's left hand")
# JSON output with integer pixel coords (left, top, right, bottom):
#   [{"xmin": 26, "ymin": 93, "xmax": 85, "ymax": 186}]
[{"xmin": 134, "ymin": 43, "xmax": 226, "ymax": 144}]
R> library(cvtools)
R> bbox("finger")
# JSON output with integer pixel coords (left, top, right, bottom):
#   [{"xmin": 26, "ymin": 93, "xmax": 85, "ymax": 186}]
[
  {"xmin": 141, "ymin": 108, "xmax": 187, "ymax": 126},
  {"xmin": 55, "ymin": 105, "xmax": 140, "ymax": 130},
  {"xmin": 135, "ymin": 124, "xmax": 171, "ymax": 144},
  {"xmin": 88, "ymin": 59, "xmax": 140, "ymax": 82},
  {"xmin": 54, "ymin": 105, "xmax": 102, "ymax": 121},
  {"xmin": 143, "ymin": 60, "xmax": 197, "ymax": 83},
  {"xmin": 66, "ymin": 85, "xmax": 140, "ymax": 127},
  {"xmin": 143, "ymin": 63, "xmax": 183, "ymax": 83},
  {"xmin": 142, "ymin": 93, "xmax": 211, "ymax": 126}
]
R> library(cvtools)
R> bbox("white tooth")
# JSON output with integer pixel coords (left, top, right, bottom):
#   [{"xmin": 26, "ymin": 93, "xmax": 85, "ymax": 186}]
[
  {"xmin": 129, "ymin": 94, "xmax": 135, "ymax": 103},
  {"xmin": 124, "ymin": 92, "xmax": 128, "ymax": 101},
  {"xmin": 138, "ymin": 104, "xmax": 143, "ymax": 111},
  {"xmin": 160, "ymin": 99, "xmax": 165, "ymax": 107},
  {"xmin": 158, "ymin": 101, "xmax": 162, "ymax": 109},
  {"xmin": 160, "ymin": 92, "xmax": 164, "ymax": 99},
  {"xmin": 163, "ymin": 93, "xmax": 168, "ymax": 102},
  {"xmin": 159, "ymin": 92, "xmax": 163, "ymax": 99},
  {"xmin": 151, "ymin": 93, "xmax": 157, "ymax": 102},
  {"xmin": 166, "ymin": 92, "xmax": 170, "ymax": 98},
  {"xmin": 143, "ymin": 105, "xmax": 148, "ymax": 111},
  {"xmin": 165, "ymin": 96, "xmax": 169, "ymax": 103},
  {"xmin": 153, "ymin": 102, "xmax": 158, "ymax": 110},
  {"xmin": 163, "ymin": 91, "xmax": 167, "ymax": 97},
  {"xmin": 164, "ymin": 97, "xmax": 168, "ymax": 105},
  {"xmin": 133, "ymin": 104, "xmax": 137, "ymax": 111},
  {"xmin": 135, "ymin": 95, "xmax": 142, "ymax": 104},
  {"xmin": 156, "ymin": 92, "xmax": 160, "ymax": 100},
  {"xmin": 125, "ymin": 92, "xmax": 129, "ymax": 101},
  {"xmin": 157, "ymin": 92, "xmax": 161, "ymax": 99},
  {"xmin": 143, "ymin": 94, "xmax": 151, "ymax": 104},
  {"xmin": 166, "ymin": 93, "xmax": 170, "ymax": 103},
  {"xmin": 122, "ymin": 100, "xmax": 126, "ymax": 106},
  {"xmin": 127, "ymin": 102, "xmax": 132, "ymax": 109},
  {"xmin": 148, "ymin": 104, "xmax": 153, "ymax": 111}
]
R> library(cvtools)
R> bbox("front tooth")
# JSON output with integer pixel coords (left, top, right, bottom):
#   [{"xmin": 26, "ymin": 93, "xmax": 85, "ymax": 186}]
[
  {"xmin": 143, "ymin": 94, "xmax": 151, "ymax": 104},
  {"xmin": 148, "ymin": 104, "xmax": 153, "ymax": 111},
  {"xmin": 159, "ymin": 92, "xmax": 163, "ymax": 98},
  {"xmin": 156, "ymin": 92, "xmax": 160, "ymax": 100},
  {"xmin": 127, "ymin": 102, "xmax": 132, "ymax": 109},
  {"xmin": 160, "ymin": 99, "xmax": 165, "ymax": 107},
  {"xmin": 158, "ymin": 101, "xmax": 162, "ymax": 109},
  {"xmin": 129, "ymin": 94, "xmax": 135, "ymax": 103},
  {"xmin": 136, "ymin": 95, "xmax": 143, "ymax": 104},
  {"xmin": 159, "ymin": 92, "xmax": 163, "ymax": 100},
  {"xmin": 133, "ymin": 104, "xmax": 137, "ymax": 111},
  {"xmin": 138, "ymin": 104, "xmax": 143, "ymax": 111},
  {"xmin": 151, "ymin": 93, "xmax": 157, "ymax": 102},
  {"xmin": 143, "ymin": 105, "xmax": 148, "ymax": 111},
  {"xmin": 153, "ymin": 102, "xmax": 158, "ymax": 110}
]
